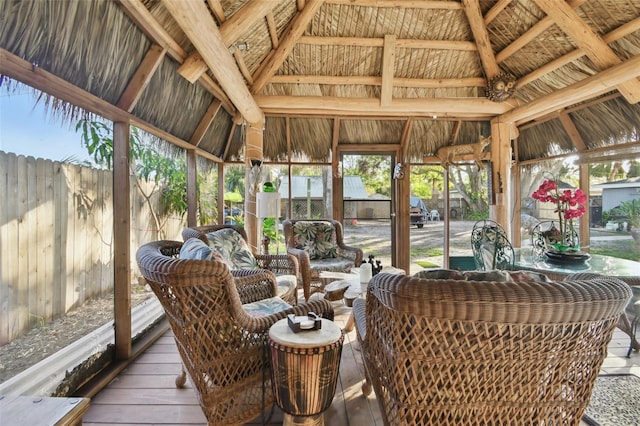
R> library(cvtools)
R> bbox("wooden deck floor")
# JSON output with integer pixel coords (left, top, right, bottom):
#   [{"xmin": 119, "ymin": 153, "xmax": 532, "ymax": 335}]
[{"xmin": 84, "ymin": 296, "xmax": 640, "ymax": 426}]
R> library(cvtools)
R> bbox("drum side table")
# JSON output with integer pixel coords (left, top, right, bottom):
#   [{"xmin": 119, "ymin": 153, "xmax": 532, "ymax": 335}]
[{"xmin": 268, "ymin": 318, "xmax": 344, "ymax": 426}]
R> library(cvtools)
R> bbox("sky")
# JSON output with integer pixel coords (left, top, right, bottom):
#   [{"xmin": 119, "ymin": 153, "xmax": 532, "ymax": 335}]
[{"xmin": 0, "ymin": 87, "xmax": 93, "ymax": 163}]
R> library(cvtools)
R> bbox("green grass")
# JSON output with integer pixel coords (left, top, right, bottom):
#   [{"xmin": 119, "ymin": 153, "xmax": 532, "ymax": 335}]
[
  {"xmin": 410, "ymin": 247, "xmax": 443, "ymax": 258},
  {"xmin": 416, "ymin": 260, "xmax": 440, "ymax": 268},
  {"xmin": 591, "ymin": 239, "xmax": 640, "ymax": 261}
]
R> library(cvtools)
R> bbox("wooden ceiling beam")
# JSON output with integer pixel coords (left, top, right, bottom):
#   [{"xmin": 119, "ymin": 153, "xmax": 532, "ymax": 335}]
[
  {"xmin": 117, "ymin": 44, "xmax": 166, "ymax": 111},
  {"xmin": 517, "ymin": 17, "xmax": 640, "ymax": 88},
  {"xmin": 326, "ymin": 0, "xmax": 463, "ymax": 9},
  {"xmin": 533, "ymin": 0, "xmax": 640, "ymax": 103},
  {"xmin": 496, "ymin": 0, "xmax": 586, "ymax": 64},
  {"xmin": 299, "ymin": 36, "xmax": 477, "ymax": 51},
  {"xmin": 219, "ymin": 1, "xmax": 274, "ymax": 47},
  {"xmin": 270, "ymin": 75, "xmax": 485, "ymax": 88},
  {"xmin": 161, "ymin": 0, "xmax": 263, "ymax": 124},
  {"xmin": 255, "ymin": 95, "xmax": 510, "ymax": 117},
  {"xmin": 484, "ymin": 0, "xmax": 511, "ymax": 24},
  {"xmin": 116, "ymin": 0, "xmax": 235, "ymax": 114},
  {"xmin": 251, "ymin": 0, "xmax": 323, "ymax": 95},
  {"xmin": 462, "ymin": 0, "xmax": 500, "ymax": 77},
  {"xmin": 0, "ymin": 48, "xmax": 222, "ymax": 162},
  {"xmin": 190, "ymin": 100, "xmax": 222, "ymax": 147},
  {"xmin": 381, "ymin": 35, "xmax": 396, "ymax": 107},
  {"xmin": 558, "ymin": 112, "xmax": 587, "ymax": 152},
  {"xmin": 177, "ymin": 53, "xmax": 208, "ymax": 84},
  {"xmin": 449, "ymin": 120, "xmax": 462, "ymax": 144},
  {"xmin": 501, "ymin": 54, "xmax": 640, "ymax": 124},
  {"xmin": 206, "ymin": 0, "xmax": 226, "ymax": 23},
  {"xmin": 266, "ymin": 12, "xmax": 280, "ymax": 49}
]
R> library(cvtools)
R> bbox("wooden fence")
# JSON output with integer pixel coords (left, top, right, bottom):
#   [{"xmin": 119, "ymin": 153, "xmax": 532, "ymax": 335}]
[{"xmin": 0, "ymin": 151, "xmax": 185, "ymax": 345}]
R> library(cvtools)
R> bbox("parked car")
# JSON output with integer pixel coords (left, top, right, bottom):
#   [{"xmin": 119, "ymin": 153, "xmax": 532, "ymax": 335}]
[{"xmin": 410, "ymin": 196, "xmax": 428, "ymax": 228}]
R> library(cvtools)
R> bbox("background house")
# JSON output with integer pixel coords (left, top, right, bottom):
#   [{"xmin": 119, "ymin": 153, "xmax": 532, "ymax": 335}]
[{"xmin": 593, "ymin": 177, "xmax": 640, "ymax": 212}]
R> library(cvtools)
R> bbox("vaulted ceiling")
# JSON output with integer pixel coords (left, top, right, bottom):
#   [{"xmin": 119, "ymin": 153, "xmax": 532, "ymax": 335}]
[{"xmin": 1, "ymin": 0, "xmax": 639, "ymax": 164}]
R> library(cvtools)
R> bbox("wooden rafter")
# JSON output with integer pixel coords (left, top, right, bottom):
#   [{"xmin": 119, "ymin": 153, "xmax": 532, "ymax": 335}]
[
  {"xmin": 266, "ymin": 12, "xmax": 279, "ymax": 49},
  {"xmin": 514, "ymin": 4, "xmax": 640, "ymax": 93},
  {"xmin": 299, "ymin": 36, "xmax": 477, "ymax": 50},
  {"xmin": 270, "ymin": 75, "xmax": 485, "ymax": 88},
  {"xmin": 381, "ymin": 35, "xmax": 396, "ymax": 107},
  {"xmin": 233, "ymin": 48, "xmax": 254, "ymax": 85},
  {"xmin": 326, "ymin": 0, "xmax": 462, "ymax": 9},
  {"xmin": 116, "ymin": 44, "xmax": 166, "ymax": 112},
  {"xmin": 496, "ymin": 0, "xmax": 586, "ymax": 64},
  {"xmin": 0, "ymin": 48, "xmax": 222, "ymax": 162},
  {"xmin": 255, "ymin": 95, "xmax": 510, "ymax": 118},
  {"xmin": 484, "ymin": 0, "xmax": 511, "ymax": 24},
  {"xmin": 449, "ymin": 120, "xmax": 462, "ymax": 144},
  {"xmin": 558, "ymin": 112, "xmax": 587, "ymax": 152},
  {"xmin": 220, "ymin": 1, "xmax": 274, "ymax": 47},
  {"xmin": 206, "ymin": 0, "xmax": 226, "ymax": 23},
  {"xmin": 462, "ymin": 0, "xmax": 500, "ymax": 78},
  {"xmin": 116, "ymin": 0, "xmax": 235, "ymax": 114},
  {"xmin": 161, "ymin": 0, "xmax": 263, "ymax": 124},
  {"xmin": 190, "ymin": 100, "xmax": 222, "ymax": 147},
  {"xmin": 533, "ymin": 0, "xmax": 640, "ymax": 104},
  {"xmin": 251, "ymin": 0, "xmax": 324, "ymax": 95},
  {"xmin": 501, "ymin": 54, "xmax": 640, "ymax": 124}
]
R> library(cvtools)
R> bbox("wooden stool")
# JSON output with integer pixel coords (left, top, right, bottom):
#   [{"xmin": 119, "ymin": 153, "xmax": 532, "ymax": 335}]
[{"xmin": 269, "ymin": 318, "xmax": 344, "ymax": 426}]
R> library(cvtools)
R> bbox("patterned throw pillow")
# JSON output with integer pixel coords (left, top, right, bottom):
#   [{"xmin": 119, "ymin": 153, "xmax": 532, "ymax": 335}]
[
  {"xmin": 179, "ymin": 238, "xmax": 213, "ymax": 260},
  {"xmin": 292, "ymin": 221, "xmax": 338, "ymax": 260},
  {"xmin": 206, "ymin": 228, "xmax": 259, "ymax": 270}
]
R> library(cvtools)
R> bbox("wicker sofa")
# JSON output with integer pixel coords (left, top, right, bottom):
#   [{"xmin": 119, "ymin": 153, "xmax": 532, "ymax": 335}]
[
  {"xmin": 182, "ymin": 224, "xmax": 298, "ymax": 304},
  {"xmin": 282, "ymin": 219, "xmax": 363, "ymax": 301},
  {"xmin": 353, "ymin": 269, "xmax": 631, "ymax": 426},
  {"xmin": 136, "ymin": 240, "xmax": 334, "ymax": 426}
]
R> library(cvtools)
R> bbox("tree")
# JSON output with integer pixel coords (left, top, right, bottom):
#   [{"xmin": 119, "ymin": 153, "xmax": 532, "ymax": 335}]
[{"xmin": 76, "ymin": 118, "xmax": 190, "ymax": 238}]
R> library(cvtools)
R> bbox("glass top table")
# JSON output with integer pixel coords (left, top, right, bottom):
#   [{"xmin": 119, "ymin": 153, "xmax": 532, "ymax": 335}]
[{"xmin": 514, "ymin": 248, "xmax": 640, "ymax": 277}]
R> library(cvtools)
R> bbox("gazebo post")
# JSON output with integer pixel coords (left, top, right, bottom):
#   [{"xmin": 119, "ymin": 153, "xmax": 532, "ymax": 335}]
[
  {"xmin": 245, "ymin": 119, "xmax": 265, "ymax": 252},
  {"xmin": 489, "ymin": 120, "xmax": 514, "ymax": 235}
]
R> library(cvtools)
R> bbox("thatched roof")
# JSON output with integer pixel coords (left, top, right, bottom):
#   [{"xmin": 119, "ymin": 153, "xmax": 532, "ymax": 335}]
[{"xmin": 1, "ymin": 0, "xmax": 639, "ymax": 164}]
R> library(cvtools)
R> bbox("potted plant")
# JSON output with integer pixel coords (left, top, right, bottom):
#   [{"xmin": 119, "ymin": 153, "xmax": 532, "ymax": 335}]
[
  {"xmin": 612, "ymin": 199, "xmax": 640, "ymax": 244},
  {"xmin": 531, "ymin": 176, "xmax": 587, "ymax": 252}
]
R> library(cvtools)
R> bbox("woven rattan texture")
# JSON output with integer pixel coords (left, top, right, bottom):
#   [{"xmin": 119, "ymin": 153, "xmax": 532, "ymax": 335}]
[
  {"xmin": 182, "ymin": 224, "xmax": 299, "ymax": 305},
  {"xmin": 136, "ymin": 240, "xmax": 334, "ymax": 426},
  {"xmin": 282, "ymin": 219, "xmax": 363, "ymax": 301},
  {"xmin": 354, "ymin": 272, "xmax": 631, "ymax": 426}
]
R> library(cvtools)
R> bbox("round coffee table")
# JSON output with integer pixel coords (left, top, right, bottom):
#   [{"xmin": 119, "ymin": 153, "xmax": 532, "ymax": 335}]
[{"xmin": 269, "ymin": 318, "xmax": 344, "ymax": 426}]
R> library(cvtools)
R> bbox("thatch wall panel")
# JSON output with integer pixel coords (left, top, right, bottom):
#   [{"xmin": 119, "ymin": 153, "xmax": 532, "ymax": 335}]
[
  {"xmin": 132, "ymin": 59, "xmax": 215, "ymax": 142},
  {"xmin": 264, "ymin": 117, "xmax": 288, "ymax": 162},
  {"xmin": 395, "ymin": 49, "xmax": 481, "ymax": 79},
  {"xmin": 281, "ymin": 44, "xmax": 382, "ymax": 77},
  {"xmin": 571, "ymin": 97, "xmax": 640, "ymax": 148},
  {"xmin": 199, "ymin": 110, "xmax": 234, "ymax": 158},
  {"xmin": 290, "ymin": 118, "xmax": 332, "ymax": 161},
  {"xmin": 518, "ymin": 120, "xmax": 573, "ymax": 161},
  {"xmin": 408, "ymin": 120, "xmax": 453, "ymax": 159},
  {"xmin": 225, "ymin": 125, "xmax": 245, "ymax": 161},
  {"xmin": 0, "ymin": 0, "xmax": 148, "ymax": 106},
  {"xmin": 339, "ymin": 119, "xmax": 403, "ymax": 145}
]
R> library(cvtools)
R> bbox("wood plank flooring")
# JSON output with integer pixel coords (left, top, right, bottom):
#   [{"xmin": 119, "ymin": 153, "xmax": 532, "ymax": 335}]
[{"xmin": 84, "ymin": 296, "xmax": 639, "ymax": 426}]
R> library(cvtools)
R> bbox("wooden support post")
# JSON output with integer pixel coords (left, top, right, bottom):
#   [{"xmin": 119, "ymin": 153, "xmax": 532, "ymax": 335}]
[
  {"xmin": 394, "ymin": 160, "xmax": 411, "ymax": 273},
  {"xmin": 113, "ymin": 121, "xmax": 131, "ymax": 360},
  {"xmin": 579, "ymin": 165, "xmax": 590, "ymax": 252},
  {"xmin": 245, "ymin": 120, "xmax": 265, "ymax": 251},
  {"xmin": 186, "ymin": 150, "xmax": 197, "ymax": 227},
  {"xmin": 218, "ymin": 163, "xmax": 225, "ymax": 225},
  {"xmin": 490, "ymin": 120, "xmax": 513, "ymax": 236},
  {"xmin": 443, "ymin": 168, "xmax": 451, "ymax": 268}
]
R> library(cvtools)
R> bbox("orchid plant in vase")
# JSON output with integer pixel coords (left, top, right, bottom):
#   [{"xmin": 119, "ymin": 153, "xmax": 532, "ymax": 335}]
[{"xmin": 531, "ymin": 177, "xmax": 587, "ymax": 252}]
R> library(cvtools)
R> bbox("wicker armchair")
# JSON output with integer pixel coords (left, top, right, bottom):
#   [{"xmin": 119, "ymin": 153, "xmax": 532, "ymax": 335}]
[
  {"xmin": 182, "ymin": 224, "xmax": 299, "ymax": 304},
  {"xmin": 353, "ymin": 272, "xmax": 631, "ymax": 426},
  {"xmin": 282, "ymin": 219, "xmax": 363, "ymax": 301},
  {"xmin": 471, "ymin": 219, "xmax": 515, "ymax": 270},
  {"xmin": 136, "ymin": 240, "xmax": 334, "ymax": 426}
]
